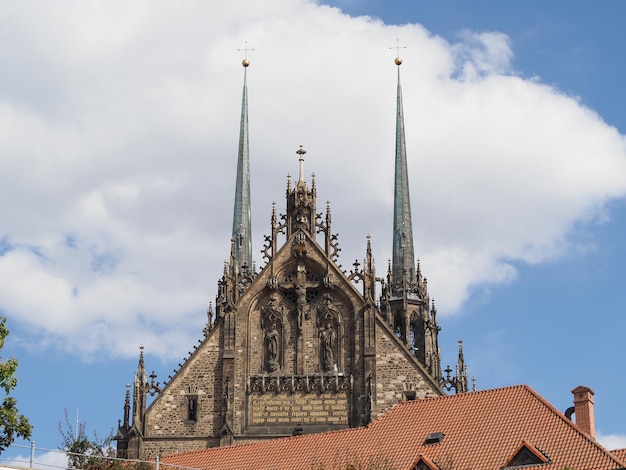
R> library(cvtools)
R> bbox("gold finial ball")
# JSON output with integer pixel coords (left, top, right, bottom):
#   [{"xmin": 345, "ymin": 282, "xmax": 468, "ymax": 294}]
[
  {"xmin": 395, "ymin": 57, "xmax": 402, "ymax": 66},
  {"xmin": 242, "ymin": 58, "xmax": 250, "ymax": 67}
]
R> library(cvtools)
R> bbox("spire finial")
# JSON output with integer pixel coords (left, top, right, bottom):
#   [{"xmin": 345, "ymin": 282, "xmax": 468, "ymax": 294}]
[
  {"xmin": 238, "ymin": 41, "xmax": 254, "ymax": 67},
  {"xmin": 389, "ymin": 38, "xmax": 406, "ymax": 66},
  {"xmin": 206, "ymin": 302, "xmax": 214, "ymax": 330},
  {"xmin": 296, "ymin": 145, "xmax": 307, "ymax": 183}
]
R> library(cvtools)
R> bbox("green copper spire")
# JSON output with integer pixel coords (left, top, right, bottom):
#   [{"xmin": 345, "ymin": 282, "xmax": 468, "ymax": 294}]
[
  {"xmin": 232, "ymin": 57, "xmax": 252, "ymax": 270},
  {"xmin": 391, "ymin": 54, "xmax": 416, "ymax": 284}
]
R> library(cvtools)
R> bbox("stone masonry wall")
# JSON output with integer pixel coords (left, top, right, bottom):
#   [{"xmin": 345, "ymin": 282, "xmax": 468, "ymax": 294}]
[
  {"xmin": 141, "ymin": 437, "xmax": 220, "ymax": 459},
  {"xmin": 144, "ymin": 326, "xmax": 223, "ymax": 440},
  {"xmin": 374, "ymin": 319, "xmax": 440, "ymax": 417}
]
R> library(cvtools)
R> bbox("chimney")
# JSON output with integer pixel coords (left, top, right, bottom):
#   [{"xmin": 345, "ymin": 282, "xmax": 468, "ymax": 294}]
[{"xmin": 571, "ymin": 385, "xmax": 595, "ymax": 438}]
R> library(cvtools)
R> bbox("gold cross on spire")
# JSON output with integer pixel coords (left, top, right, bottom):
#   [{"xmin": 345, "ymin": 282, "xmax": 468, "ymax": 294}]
[
  {"xmin": 389, "ymin": 38, "xmax": 406, "ymax": 65},
  {"xmin": 238, "ymin": 41, "xmax": 254, "ymax": 67}
]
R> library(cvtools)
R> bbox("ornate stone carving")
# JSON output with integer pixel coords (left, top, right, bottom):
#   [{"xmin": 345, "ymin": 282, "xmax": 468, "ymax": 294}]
[
  {"xmin": 247, "ymin": 373, "xmax": 351, "ymax": 395},
  {"xmin": 320, "ymin": 323, "xmax": 337, "ymax": 371},
  {"xmin": 265, "ymin": 324, "xmax": 280, "ymax": 372},
  {"xmin": 317, "ymin": 293, "xmax": 341, "ymax": 372},
  {"xmin": 261, "ymin": 294, "xmax": 284, "ymax": 373}
]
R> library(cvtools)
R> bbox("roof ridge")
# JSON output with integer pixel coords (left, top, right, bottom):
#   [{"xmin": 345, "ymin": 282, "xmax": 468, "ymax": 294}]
[
  {"xmin": 367, "ymin": 384, "xmax": 531, "ymax": 428},
  {"xmin": 610, "ymin": 448, "xmax": 626, "ymax": 468},
  {"xmin": 161, "ymin": 424, "xmax": 369, "ymax": 460},
  {"xmin": 520, "ymin": 384, "xmax": 625, "ymax": 465}
]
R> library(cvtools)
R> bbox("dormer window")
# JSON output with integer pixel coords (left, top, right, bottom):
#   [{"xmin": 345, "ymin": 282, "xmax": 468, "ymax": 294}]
[
  {"xmin": 411, "ymin": 455, "xmax": 438, "ymax": 470},
  {"xmin": 503, "ymin": 441, "xmax": 550, "ymax": 468}
]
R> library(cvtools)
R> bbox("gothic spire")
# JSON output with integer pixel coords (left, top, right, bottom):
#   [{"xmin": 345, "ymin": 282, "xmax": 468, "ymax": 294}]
[
  {"xmin": 231, "ymin": 55, "xmax": 253, "ymax": 271},
  {"xmin": 132, "ymin": 345, "xmax": 146, "ymax": 427},
  {"xmin": 391, "ymin": 50, "xmax": 416, "ymax": 284},
  {"xmin": 123, "ymin": 383, "xmax": 130, "ymax": 428}
]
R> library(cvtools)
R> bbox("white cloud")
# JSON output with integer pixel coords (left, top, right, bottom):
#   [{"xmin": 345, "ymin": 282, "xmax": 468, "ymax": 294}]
[
  {"xmin": 451, "ymin": 30, "xmax": 514, "ymax": 80},
  {"xmin": 597, "ymin": 432, "xmax": 626, "ymax": 451},
  {"xmin": 1, "ymin": 0, "xmax": 625, "ymax": 360},
  {"xmin": 0, "ymin": 448, "xmax": 69, "ymax": 470}
]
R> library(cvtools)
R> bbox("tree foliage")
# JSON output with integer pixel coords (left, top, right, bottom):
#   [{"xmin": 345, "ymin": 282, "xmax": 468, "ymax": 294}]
[
  {"xmin": 58, "ymin": 408, "xmax": 114, "ymax": 469},
  {"xmin": 58, "ymin": 410, "xmax": 153, "ymax": 470},
  {"xmin": 0, "ymin": 316, "xmax": 32, "ymax": 454}
]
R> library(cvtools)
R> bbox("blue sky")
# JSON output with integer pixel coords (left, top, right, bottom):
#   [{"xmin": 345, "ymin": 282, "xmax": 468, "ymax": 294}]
[{"xmin": 1, "ymin": 0, "xmax": 626, "ymax": 464}]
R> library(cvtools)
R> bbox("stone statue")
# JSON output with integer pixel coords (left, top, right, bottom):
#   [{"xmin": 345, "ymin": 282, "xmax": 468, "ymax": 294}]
[
  {"xmin": 261, "ymin": 294, "xmax": 283, "ymax": 373},
  {"xmin": 321, "ymin": 323, "xmax": 337, "ymax": 371},
  {"xmin": 265, "ymin": 323, "xmax": 280, "ymax": 372},
  {"xmin": 295, "ymin": 281, "xmax": 307, "ymax": 333}
]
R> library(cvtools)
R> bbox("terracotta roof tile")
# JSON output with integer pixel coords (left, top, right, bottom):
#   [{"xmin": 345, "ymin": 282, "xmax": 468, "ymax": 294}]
[
  {"xmin": 161, "ymin": 385, "xmax": 625, "ymax": 470},
  {"xmin": 612, "ymin": 448, "xmax": 626, "ymax": 464}
]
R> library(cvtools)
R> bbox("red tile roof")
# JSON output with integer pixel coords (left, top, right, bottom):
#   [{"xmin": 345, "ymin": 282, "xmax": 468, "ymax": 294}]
[
  {"xmin": 161, "ymin": 385, "xmax": 626, "ymax": 470},
  {"xmin": 613, "ymin": 448, "xmax": 626, "ymax": 462}
]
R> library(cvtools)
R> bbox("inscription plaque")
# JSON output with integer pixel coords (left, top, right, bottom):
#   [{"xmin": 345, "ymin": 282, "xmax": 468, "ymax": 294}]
[{"xmin": 251, "ymin": 392, "xmax": 349, "ymax": 425}]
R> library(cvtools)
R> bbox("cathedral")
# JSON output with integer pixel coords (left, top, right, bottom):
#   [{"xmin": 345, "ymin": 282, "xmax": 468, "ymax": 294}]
[{"xmin": 115, "ymin": 52, "xmax": 468, "ymax": 459}]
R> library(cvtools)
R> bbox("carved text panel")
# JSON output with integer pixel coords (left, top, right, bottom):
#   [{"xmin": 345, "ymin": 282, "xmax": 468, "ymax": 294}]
[{"xmin": 250, "ymin": 392, "xmax": 349, "ymax": 425}]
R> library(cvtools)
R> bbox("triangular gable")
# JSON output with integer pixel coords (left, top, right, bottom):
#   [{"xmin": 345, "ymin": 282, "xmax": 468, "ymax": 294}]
[
  {"xmin": 503, "ymin": 440, "xmax": 549, "ymax": 468},
  {"xmin": 145, "ymin": 320, "xmax": 222, "ymax": 415}
]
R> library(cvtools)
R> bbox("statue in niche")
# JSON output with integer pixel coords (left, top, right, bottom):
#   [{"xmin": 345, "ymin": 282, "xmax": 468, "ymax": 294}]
[
  {"xmin": 261, "ymin": 294, "xmax": 283, "ymax": 373},
  {"xmin": 265, "ymin": 322, "xmax": 280, "ymax": 372},
  {"xmin": 317, "ymin": 293, "xmax": 340, "ymax": 372},
  {"xmin": 320, "ymin": 322, "xmax": 337, "ymax": 371}
]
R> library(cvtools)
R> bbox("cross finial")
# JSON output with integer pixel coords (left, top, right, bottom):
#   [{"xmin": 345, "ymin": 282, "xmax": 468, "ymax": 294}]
[
  {"xmin": 389, "ymin": 38, "xmax": 406, "ymax": 66},
  {"xmin": 296, "ymin": 145, "xmax": 307, "ymax": 183},
  {"xmin": 238, "ymin": 40, "xmax": 254, "ymax": 67}
]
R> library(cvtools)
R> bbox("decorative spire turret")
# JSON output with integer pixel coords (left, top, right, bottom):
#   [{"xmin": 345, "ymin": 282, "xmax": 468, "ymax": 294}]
[
  {"xmin": 440, "ymin": 339, "xmax": 469, "ymax": 394},
  {"xmin": 455, "ymin": 338, "xmax": 469, "ymax": 393},
  {"xmin": 113, "ymin": 383, "xmax": 132, "ymax": 458},
  {"xmin": 285, "ymin": 146, "xmax": 316, "ymax": 238},
  {"xmin": 131, "ymin": 346, "xmax": 147, "ymax": 432},
  {"xmin": 123, "ymin": 383, "xmax": 130, "ymax": 429},
  {"xmin": 232, "ymin": 46, "xmax": 253, "ymax": 271}
]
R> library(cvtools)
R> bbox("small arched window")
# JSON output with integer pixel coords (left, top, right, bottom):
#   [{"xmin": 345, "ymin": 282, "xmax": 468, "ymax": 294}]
[{"xmin": 186, "ymin": 395, "xmax": 198, "ymax": 422}]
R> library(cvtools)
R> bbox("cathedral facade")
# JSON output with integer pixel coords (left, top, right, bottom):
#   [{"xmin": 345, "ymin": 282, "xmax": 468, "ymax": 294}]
[{"xmin": 115, "ymin": 54, "xmax": 467, "ymax": 459}]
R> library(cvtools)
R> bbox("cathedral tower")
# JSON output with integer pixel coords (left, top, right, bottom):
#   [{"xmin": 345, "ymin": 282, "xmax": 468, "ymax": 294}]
[{"xmin": 115, "ymin": 52, "xmax": 468, "ymax": 459}]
